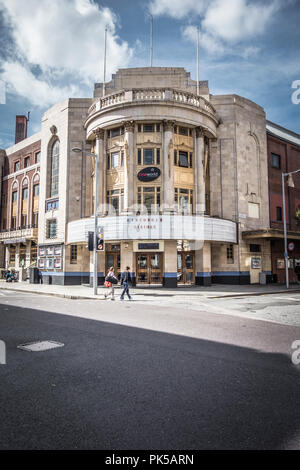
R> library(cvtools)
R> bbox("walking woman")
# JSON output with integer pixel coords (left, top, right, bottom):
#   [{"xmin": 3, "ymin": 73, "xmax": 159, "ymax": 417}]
[{"xmin": 104, "ymin": 266, "xmax": 118, "ymax": 300}]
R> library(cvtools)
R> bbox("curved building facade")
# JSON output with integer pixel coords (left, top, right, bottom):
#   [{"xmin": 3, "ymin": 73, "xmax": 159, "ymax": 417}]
[{"xmin": 0, "ymin": 67, "xmax": 272, "ymax": 286}]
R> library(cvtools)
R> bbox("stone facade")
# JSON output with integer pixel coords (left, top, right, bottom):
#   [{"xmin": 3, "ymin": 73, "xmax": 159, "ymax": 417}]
[{"xmin": 2, "ymin": 66, "xmax": 294, "ymax": 286}]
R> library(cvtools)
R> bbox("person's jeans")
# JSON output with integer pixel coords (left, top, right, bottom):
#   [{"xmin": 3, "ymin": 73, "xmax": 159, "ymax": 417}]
[{"xmin": 120, "ymin": 281, "xmax": 131, "ymax": 299}]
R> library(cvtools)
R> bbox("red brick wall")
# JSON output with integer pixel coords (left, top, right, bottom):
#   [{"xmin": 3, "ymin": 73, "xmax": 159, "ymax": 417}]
[
  {"xmin": 267, "ymin": 134, "xmax": 300, "ymax": 232},
  {"xmin": 1, "ymin": 140, "xmax": 41, "ymax": 230}
]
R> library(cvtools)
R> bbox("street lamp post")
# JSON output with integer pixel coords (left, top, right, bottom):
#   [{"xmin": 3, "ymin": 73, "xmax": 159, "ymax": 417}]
[
  {"xmin": 72, "ymin": 147, "xmax": 99, "ymax": 295},
  {"xmin": 281, "ymin": 168, "xmax": 300, "ymax": 289}
]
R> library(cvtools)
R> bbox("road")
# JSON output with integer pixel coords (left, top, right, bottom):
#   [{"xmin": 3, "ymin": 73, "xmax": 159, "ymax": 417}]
[{"xmin": 0, "ymin": 290, "xmax": 300, "ymax": 450}]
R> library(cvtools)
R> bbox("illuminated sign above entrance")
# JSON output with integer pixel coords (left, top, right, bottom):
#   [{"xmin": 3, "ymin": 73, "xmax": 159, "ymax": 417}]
[{"xmin": 137, "ymin": 167, "xmax": 161, "ymax": 182}]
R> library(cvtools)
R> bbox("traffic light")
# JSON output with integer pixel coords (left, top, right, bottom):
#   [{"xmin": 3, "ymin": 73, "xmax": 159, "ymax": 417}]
[
  {"xmin": 97, "ymin": 227, "xmax": 104, "ymax": 251},
  {"xmin": 88, "ymin": 231, "xmax": 94, "ymax": 251}
]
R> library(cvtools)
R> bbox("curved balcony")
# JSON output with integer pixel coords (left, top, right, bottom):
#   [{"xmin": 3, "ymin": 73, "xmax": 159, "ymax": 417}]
[{"xmin": 85, "ymin": 88, "xmax": 218, "ymax": 134}]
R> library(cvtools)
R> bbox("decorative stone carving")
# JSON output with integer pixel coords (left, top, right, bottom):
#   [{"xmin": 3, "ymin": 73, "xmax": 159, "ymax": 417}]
[
  {"xmin": 123, "ymin": 121, "xmax": 134, "ymax": 133},
  {"xmin": 94, "ymin": 128, "xmax": 104, "ymax": 140},
  {"xmin": 163, "ymin": 120, "xmax": 174, "ymax": 132},
  {"xmin": 50, "ymin": 125, "xmax": 57, "ymax": 135},
  {"xmin": 195, "ymin": 127, "xmax": 205, "ymax": 138}
]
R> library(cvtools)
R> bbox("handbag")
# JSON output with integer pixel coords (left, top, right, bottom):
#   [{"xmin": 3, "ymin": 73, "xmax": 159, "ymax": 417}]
[
  {"xmin": 104, "ymin": 280, "xmax": 112, "ymax": 287},
  {"xmin": 105, "ymin": 274, "xmax": 118, "ymax": 285}
]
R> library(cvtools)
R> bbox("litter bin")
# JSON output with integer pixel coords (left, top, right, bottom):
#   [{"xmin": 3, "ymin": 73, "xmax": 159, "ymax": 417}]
[
  {"xmin": 259, "ymin": 272, "xmax": 266, "ymax": 285},
  {"xmin": 29, "ymin": 267, "xmax": 40, "ymax": 284}
]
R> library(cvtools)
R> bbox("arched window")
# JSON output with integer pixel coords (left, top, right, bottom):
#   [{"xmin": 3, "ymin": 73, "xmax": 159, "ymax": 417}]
[{"xmin": 50, "ymin": 140, "xmax": 59, "ymax": 197}]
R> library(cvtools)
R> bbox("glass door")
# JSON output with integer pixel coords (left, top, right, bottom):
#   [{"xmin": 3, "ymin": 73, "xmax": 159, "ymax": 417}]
[
  {"xmin": 137, "ymin": 254, "xmax": 149, "ymax": 284},
  {"xmin": 106, "ymin": 252, "xmax": 121, "ymax": 279},
  {"xmin": 149, "ymin": 254, "xmax": 162, "ymax": 284},
  {"xmin": 177, "ymin": 252, "xmax": 195, "ymax": 284},
  {"xmin": 136, "ymin": 253, "xmax": 162, "ymax": 284}
]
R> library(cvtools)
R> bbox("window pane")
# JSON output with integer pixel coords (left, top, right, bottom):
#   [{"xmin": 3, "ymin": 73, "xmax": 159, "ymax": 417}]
[
  {"xmin": 179, "ymin": 127, "xmax": 188, "ymax": 136},
  {"xmin": 138, "ymin": 149, "xmax": 142, "ymax": 165},
  {"xmin": 144, "ymin": 124, "xmax": 154, "ymax": 132},
  {"xmin": 144, "ymin": 149, "xmax": 154, "ymax": 164},
  {"xmin": 156, "ymin": 148, "xmax": 160, "ymax": 165},
  {"xmin": 271, "ymin": 153, "xmax": 280, "ymax": 169},
  {"xmin": 112, "ymin": 152, "xmax": 119, "ymax": 168},
  {"xmin": 111, "ymin": 128, "xmax": 120, "ymax": 137},
  {"xmin": 35, "ymin": 152, "xmax": 41, "ymax": 163},
  {"xmin": 179, "ymin": 152, "xmax": 188, "ymax": 167}
]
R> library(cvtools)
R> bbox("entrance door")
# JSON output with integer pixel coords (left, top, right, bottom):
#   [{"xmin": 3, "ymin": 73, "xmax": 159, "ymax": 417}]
[
  {"xmin": 177, "ymin": 252, "xmax": 195, "ymax": 284},
  {"xmin": 106, "ymin": 252, "xmax": 121, "ymax": 279},
  {"xmin": 136, "ymin": 253, "xmax": 162, "ymax": 284}
]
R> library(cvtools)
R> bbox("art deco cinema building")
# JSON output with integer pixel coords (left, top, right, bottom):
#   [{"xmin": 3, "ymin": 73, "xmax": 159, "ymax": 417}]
[{"xmin": 1, "ymin": 67, "xmax": 271, "ymax": 286}]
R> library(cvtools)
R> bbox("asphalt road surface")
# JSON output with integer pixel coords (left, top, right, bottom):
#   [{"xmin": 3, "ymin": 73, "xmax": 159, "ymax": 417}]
[{"xmin": 0, "ymin": 291, "xmax": 300, "ymax": 450}]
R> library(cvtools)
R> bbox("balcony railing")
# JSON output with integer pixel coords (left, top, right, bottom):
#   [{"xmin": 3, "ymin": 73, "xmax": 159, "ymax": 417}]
[
  {"xmin": 88, "ymin": 88, "xmax": 216, "ymax": 117},
  {"xmin": 0, "ymin": 225, "xmax": 38, "ymax": 241}
]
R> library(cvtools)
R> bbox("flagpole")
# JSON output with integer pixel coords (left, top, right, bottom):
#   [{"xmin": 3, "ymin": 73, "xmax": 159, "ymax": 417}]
[
  {"xmin": 196, "ymin": 26, "xmax": 200, "ymax": 95},
  {"xmin": 103, "ymin": 27, "xmax": 107, "ymax": 97},
  {"xmin": 150, "ymin": 15, "xmax": 153, "ymax": 67}
]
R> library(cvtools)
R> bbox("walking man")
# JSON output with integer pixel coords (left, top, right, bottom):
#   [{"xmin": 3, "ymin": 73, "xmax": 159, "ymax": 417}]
[{"xmin": 120, "ymin": 266, "xmax": 132, "ymax": 300}]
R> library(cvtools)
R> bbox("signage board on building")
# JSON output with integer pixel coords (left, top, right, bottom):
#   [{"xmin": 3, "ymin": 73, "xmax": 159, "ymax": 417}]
[
  {"xmin": 133, "ymin": 240, "xmax": 164, "ymax": 252},
  {"xmin": 251, "ymin": 257, "xmax": 261, "ymax": 269},
  {"xmin": 137, "ymin": 167, "xmax": 161, "ymax": 182}
]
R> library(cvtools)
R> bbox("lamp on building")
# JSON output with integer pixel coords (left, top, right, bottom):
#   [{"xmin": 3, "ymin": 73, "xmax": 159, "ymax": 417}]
[
  {"xmin": 72, "ymin": 146, "xmax": 99, "ymax": 295},
  {"xmin": 281, "ymin": 168, "xmax": 300, "ymax": 288}
]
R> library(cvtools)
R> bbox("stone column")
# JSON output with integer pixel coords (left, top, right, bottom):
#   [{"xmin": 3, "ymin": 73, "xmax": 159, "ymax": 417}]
[
  {"xmin": 162, "ymin": 120, "xmax": 175, "ymax": 213},
  {"xmin": 195, "ymin": 127, "xmax": 206, "ymax": 215},
  {"xmin": 195, "ymin": 241, "xmax": 211, "ymax": 286},
  {"xmin": 123, "ymin": 121, "xmax": 135, "ymax": 214},
  {"xmin": 163, "ymin": 240, "xmax": 177, "ymax": 287},
  {"xmin": 94, "ymin": 128, "xmax": 105, "ymax": 216}
]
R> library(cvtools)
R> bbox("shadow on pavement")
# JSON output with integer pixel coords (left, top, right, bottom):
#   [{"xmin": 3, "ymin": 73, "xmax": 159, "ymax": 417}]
[{"xmin": 0, "ymin": 302, "xmax": 299, "ymax": 450}]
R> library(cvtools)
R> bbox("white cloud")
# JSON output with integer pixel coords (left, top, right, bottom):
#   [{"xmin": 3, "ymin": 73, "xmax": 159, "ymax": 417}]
[
  {"xmin": 149, "ymin": 0, "xmax": 207, "ymax": 19},
  {"xmin": 202, "ymin": 0, "xmax": 281, "ymax": 43},
  {"xmin": 1, "ymin": 62, "xmax": 81, "ymax": 107},
  {"xmin": 151, "ymin": 0, "xmax": 283, "ymax": 54},
  {"xmin": 183, "ymin": 26, "xmax": 224, "ymax": 55},
  {"xmin": 0, "ymin": 0, "xmax": 133, "ymax": 106}
]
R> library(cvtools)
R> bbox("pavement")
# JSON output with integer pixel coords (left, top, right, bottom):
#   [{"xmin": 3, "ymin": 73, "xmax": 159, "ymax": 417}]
[
  {"xmin": 1, "ymin": 279, "xmax": 299, "ymax": 300},
  {"xmin": 0, "ymin": 290, "xmax": 300, "ymax": 450}
]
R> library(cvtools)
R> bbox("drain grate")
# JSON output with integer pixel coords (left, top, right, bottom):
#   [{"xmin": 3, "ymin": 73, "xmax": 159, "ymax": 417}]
[{"xmin": 17, "ymin": 340, "xmax": 64, "ymax": 352}]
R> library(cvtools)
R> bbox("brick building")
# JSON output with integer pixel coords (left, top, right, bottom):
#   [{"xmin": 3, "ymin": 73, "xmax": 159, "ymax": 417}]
[
  {"xmin": 0, "ymin": 128, "xmax": 40, "ymax": 278},
  {"xmin": 267, "ymin": 122, "xmax": 300, "ymax": 283}
]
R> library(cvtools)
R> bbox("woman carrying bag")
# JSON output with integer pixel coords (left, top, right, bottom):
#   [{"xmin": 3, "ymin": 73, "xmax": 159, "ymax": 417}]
[{"xmin": 104, "ymin": 266, "xmax": 118, "ymax": 300}]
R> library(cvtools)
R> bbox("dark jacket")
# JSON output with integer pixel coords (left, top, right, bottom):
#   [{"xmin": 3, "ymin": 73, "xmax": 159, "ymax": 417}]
[{"xmin": 120, "ymin": 271, "xmax": 132, "ymax": 285}]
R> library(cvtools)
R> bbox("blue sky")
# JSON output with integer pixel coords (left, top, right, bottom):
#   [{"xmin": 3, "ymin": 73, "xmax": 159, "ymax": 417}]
[{"xmin": 0, "ymin": 0, "xmax": 299, "ymax": 148}]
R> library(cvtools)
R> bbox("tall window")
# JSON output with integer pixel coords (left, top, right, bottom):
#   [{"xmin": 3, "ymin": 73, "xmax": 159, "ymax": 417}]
[
  {"xmin": 106, "ymin": 189, "xmax": 124, "ymax": 214},
  {"xmin": 271, "ymin": 153, "xmax": 281, "ymax": 169},
  {"xmin": 50, "ymin": 140, "xmax": 59, "ymax": 197},
  {"xmin": 70, "ymin": 245, "xmax": 78, "ymax": 264},
  {"xmin": 227, "ymin": 244, "xmax": 234, "ymax": 263},
  {"xmin": 174, "ymin": 188, "xmax": 193, "ymax": 214},
  {"xmin": 35, "ymin": 151, "xmax": 41, "ymax": 164},
  {"xmin": 47, "ymin": 219, "xmax": 57, "ymax": 238},
  {"xmin": 137, "ymin": 187, "xmax": 160, "ymax": 213},
  {"xmin": 174, "ymin": 150, "xmax": 193, "ymax": 168}
]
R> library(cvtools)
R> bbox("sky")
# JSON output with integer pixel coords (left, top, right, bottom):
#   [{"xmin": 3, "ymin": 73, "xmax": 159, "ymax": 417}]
[{"xmin": 0, "ymin": 0, "xmax": 299, "ymax": 148}]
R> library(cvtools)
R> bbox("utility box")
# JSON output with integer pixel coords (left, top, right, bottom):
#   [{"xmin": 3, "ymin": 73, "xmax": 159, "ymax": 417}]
[
  {"xmin": 259, "ymin": 272, "xmax": 266, "ymax": 285},
  {"xmin": 29, "ymin": 267, "xmax": 40, "ymax": 284}
]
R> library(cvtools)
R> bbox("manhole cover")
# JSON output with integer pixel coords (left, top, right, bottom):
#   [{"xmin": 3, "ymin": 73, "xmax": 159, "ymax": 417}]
[{"xmin": 17, "ymin": 341, "xmax": 64, "ymax": 352}]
